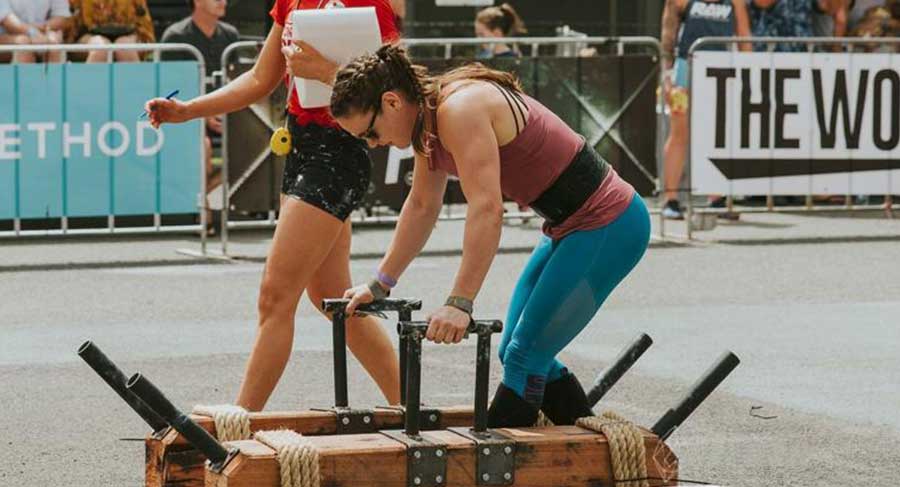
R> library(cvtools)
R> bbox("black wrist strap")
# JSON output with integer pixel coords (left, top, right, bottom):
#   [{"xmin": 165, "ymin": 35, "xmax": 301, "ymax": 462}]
[
  {"xmin": 367, "ymin": 279, "xmax": 390, "ymax": 300},
  {"xmin": 444, "ymin": 295, "xmax": 473, "ymax": 315}
]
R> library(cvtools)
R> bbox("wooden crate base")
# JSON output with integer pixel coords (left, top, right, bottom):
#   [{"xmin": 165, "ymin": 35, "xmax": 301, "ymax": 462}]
[
  {"xmin": 205, "ymin": 425, "xmax": 679, "ymax": 487},
  {"xmin": 147, "ymin": 406, "xmax": 474, "ymax": 487}
]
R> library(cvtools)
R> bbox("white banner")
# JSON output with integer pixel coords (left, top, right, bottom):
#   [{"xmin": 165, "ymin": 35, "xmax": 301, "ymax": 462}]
[{"xmin": 690, "ymin": 51, "xmax": 900, "ymax": 195}]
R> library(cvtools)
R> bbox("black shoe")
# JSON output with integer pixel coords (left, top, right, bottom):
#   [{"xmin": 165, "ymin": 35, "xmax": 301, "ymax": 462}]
[
  {"xmin": 709, "ymin": 197, "xmax": 740, "ymax": 220},
  {"xmin": 662, "ymin": 199, "xmax": 684, "ymax": 220},
  {"xmin": 487, "ymin": 383, "xmax": 540, "ymax": 428},
  {"xmin": 540, "ymin": 372, "xmax": 594, "ymax": 425}
]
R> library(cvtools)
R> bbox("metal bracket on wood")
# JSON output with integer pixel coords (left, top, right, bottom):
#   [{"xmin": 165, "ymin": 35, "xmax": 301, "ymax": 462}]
[
  {"xmin": 377, "ymin": 405, "xmax": 443, "ymax": 430},
  {"xmin": 381, "ymin": 430, "xmax": 448, "ymax": 487},
  {"xmin": 449, "ymin": 427, "xmax": 516, "ymax": 485},
  {"xmin": 311, "ymin": 407, "xmax": 377, "ymax": 434}
]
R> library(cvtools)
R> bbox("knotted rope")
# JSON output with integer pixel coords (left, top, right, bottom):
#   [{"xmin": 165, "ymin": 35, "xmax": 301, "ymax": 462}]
[
  {"xmin": 576, "ymin": 411, "xmax": 649, "ymax": 487},
  {"xmin": 254, "ymin": 429, "xmax": 321, "ymax": 487},
  {"xmin": 192, "ymin": 404, "xmax": 251, "ymax": 442}
]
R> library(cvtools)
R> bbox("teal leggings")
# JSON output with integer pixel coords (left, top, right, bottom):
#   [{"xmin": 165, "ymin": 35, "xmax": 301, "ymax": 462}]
[{"xmin": 498, "ymin": 195, "xmax": 651, "ymax": 405}]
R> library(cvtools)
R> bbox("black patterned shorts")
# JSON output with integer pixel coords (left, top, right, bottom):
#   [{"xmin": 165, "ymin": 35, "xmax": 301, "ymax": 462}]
[{"xmin": 281, "ymin": 120, "xmax": 371, "ymax": 221}]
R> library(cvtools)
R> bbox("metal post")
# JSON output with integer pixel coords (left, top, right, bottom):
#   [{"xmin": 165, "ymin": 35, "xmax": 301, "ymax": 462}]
[
  {"xmin": 686, "ymin": 50, "xmax": 695, "ymax": 240},
  {"xmin": 398, "ymin": 309, "xmax": 411, "ymax": 407},
  {"xmin": 403, "ymin": 331, "xmax": 422, "ymax": 436},
  {"xmin": 473, "ymin": 330, "xmax": 491, "ymax": 433},
  {"xmin": 332, "ymin": 309, "xmax": 349, "ymax": 408}
]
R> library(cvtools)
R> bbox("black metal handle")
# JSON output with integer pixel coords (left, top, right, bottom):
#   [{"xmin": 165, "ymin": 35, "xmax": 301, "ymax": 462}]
[
  {"xmin": 323, "ymin": 298, "xmax": 423, "ymax": 409},
  {"xmin": 397, "ymin": 319, "xmax": 503, "ymax": 436},
  {"xmin": 77, "ymin": 341, "xmax": 169, "ymax": 433},
  {"xmin": 322, "ymin": 298, "xmax": 423, "ymax": 314},
  {"xmin": 396, "ymin": 320, "xmax": 503, "ymax": 338},
  {"xmin": 651, "ymin": 351, "xmax": 740, "ymax": 441},
  {"xmin": 586, "ymin": 333, "xmax": 654, "ymax": 406},
  {"xmin": 126, "ymin": 373, "xmax": 231, "ymax": 467}
]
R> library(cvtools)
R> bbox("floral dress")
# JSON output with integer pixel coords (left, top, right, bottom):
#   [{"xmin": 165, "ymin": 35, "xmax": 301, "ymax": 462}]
[
  {"xmin": 750, "ymin": 0, "xmax": 814, "ymax": 52},
  {"xmin": 66, "ymin": 0, "xmax": 155, "ymax": 43}
]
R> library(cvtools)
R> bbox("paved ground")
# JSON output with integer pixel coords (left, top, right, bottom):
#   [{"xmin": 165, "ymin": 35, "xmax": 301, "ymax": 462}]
[{"xmin": 1, "ymin": 210, "xmax": 899, "ymax": 486}]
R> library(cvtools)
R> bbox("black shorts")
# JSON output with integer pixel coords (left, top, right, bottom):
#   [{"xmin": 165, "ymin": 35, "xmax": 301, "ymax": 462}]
[{"xmin": 281, "ymin": 120, "xmax": 371, "ymax": 221}]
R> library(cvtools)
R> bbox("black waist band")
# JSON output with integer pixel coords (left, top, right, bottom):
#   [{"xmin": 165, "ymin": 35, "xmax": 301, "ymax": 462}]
[{"xmin": 529, "ymin": 144, "xmax": 609, "ymax": 226}]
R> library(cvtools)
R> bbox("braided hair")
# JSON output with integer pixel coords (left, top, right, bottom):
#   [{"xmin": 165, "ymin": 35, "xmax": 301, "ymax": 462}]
[{"xmin": 331, "ymin": 44, "xmax": 523, "ymax": 154}]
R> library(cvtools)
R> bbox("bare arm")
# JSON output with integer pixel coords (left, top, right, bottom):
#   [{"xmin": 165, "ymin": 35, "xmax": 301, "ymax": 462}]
[
  {"xmin": 390, "ymin": 0, "xmax": 405, "ymax": 19},
  {"xmin": 436, "ymin": 91, "xmax": 505, "ymax": 301},
  {"xmin": 186, "ymin": 25, "xmax": 286, "ymax": 118},
  {"xmin": 376, "ymin": 152, "xmax": 449, "ymax": 284},
  {"xmin": 1, "ymin": 12, "xmax": 30, "ymax": 35},
  {"xmin": 660, "ymin": 0, "xmax": 683, "ymax": 69},
  {"xmin": 733, "ymin": 0, "xmax": 753, "ymax": 52},
  {"xmin": 753, "ymin": 0, "xmax": 778, "ymax": 8},
  {"xmin": 44, "ymin": 16, "xmax": 69, "ymax": 32},
  {"xmin": 831, "ymin": 1, "xmax": 848, "ymax": 51}
]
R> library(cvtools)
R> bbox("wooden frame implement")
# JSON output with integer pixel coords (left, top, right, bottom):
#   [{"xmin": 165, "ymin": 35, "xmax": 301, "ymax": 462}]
[
  {"xmin": 80, "ymin": 298, "xmax": 739, "ymax": 486},
  {"xmin": 79, "ymin": 298, "xmax": 652, "ymax": 486}
]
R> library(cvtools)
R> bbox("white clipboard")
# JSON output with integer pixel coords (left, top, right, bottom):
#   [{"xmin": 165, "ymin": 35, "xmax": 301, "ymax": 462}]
[{"xmin": 290, "ymin": 7, "xmax": 382, "ymax": 108}]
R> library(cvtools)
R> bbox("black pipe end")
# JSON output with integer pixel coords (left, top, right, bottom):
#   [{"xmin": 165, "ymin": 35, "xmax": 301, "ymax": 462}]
[{"xmin": 77, "ymin": 340, "xmax": 93, "ymax": 356}]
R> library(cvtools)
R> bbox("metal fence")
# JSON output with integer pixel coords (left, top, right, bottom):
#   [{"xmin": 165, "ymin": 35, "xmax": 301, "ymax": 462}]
[
  {"xmin": 680, "ymin": 36, "xmax": 900, "ymax": 239},
  {"xmin": 0, "ymin": 43, "xmax": 208, "ymax": 244},
  {"xmin": 211, "ymin": 36, "xmax": 663, "ymax": 258}
]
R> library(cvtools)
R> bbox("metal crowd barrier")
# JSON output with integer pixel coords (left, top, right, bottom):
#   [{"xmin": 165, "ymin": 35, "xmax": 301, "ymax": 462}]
[
  {"xmin": 678, "ymin": 36, "xmax": 900, "ymax": 239},
  {"xmin": 0, "ymin": 43, "xmax": 208, "ymax": 247},
  {"xmin": 212, "ymin": 36, "xmax": 663, "ymax": 258}
]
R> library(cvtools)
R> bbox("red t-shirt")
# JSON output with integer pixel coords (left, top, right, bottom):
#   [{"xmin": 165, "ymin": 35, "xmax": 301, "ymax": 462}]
[{"xmin": 270, "ymin": 0, "xmax": 399, "ymax": 128}]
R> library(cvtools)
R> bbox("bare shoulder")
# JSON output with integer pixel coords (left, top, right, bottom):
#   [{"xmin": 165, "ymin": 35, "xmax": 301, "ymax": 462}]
[{"xmin": 436, "ymin": 82, "xmax": 495, "ymax": 129}]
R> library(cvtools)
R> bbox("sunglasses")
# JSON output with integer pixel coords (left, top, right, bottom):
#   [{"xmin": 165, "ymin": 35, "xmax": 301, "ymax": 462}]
[{"xmin": 359, "ymin": 107, "xmax": 380, "ymax": 141}]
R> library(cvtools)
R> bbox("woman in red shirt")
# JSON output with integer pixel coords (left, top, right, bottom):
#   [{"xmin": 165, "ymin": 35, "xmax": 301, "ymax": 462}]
[{"xmin": 144, "ymin": 0, "xmax": 401, "ymax": 411}]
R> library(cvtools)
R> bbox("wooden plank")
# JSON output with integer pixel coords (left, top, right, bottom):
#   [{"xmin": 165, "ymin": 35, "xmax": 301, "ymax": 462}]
[
  {"xmin": 206, "ymin": 426, "xmax": 680, "ymax": 487},
  {"xmin": 148, "ymin": 406, "xmax": 476, "ymax": 487}
]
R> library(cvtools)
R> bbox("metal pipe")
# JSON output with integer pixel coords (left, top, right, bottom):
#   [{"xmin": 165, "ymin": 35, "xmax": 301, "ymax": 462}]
[
  {"xmin": 651, "ymin": 351, "xmax": 740, "ymax": 440},
  {"xmin": 403, "ymin": 332, "xmax": 422, "ymax": 436},
  {"xmin": 586, "ymin": 333, "xmax": 653, "ymax": 406},
  {"xmin": 332, "ymin": 309, "xmax": 349, "ymax": 408},
  {"xmin": 126, "ymin": 373, "xmax": 230, "ymax": 465},
  {"xmin": 77, "ymin": 341, "xmax": 168, "ymax": 433},
  {"xmin": 398, "ymin": 308, "xmax": 412, "ymax": 407},
  {"xmin": 473, "ymin": 330, "xmax": 492, "ymax": 433}
]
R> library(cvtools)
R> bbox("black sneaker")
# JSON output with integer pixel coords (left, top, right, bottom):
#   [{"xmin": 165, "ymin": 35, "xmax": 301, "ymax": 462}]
[
  {"xmin": 662, "ymin": 199, "xmax": 684, "ymax": 220},
  {"xmin": 710, "ymin": 197, "xmax": 739, "ymax": 220}
]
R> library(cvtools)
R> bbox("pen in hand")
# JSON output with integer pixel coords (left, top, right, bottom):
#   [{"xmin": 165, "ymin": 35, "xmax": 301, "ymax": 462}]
[{"xmin": 140, "ymin": 89, "xmax": 180, "ymax": 120}]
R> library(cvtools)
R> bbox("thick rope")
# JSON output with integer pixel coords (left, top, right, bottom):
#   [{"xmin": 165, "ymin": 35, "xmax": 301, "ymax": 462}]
[
  {"xmin": 577, "ymin": 411, "xmax": 649, "ymax": 487},
  {"xmin": 192, "ymin": 404, "xmax": 251, "ymax": 442},
  {"xmin": 255, "ymin": 429, "xmax": 320, "ymax": 487}
]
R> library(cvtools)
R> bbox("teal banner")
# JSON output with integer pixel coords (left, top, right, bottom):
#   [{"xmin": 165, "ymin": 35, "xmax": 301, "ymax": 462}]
[{"xmin": 0, "ymin": 61, "xmax": 202, "ymax": 220}]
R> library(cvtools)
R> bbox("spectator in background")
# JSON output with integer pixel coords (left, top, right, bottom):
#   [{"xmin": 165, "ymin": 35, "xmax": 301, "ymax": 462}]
[
  {"xmin": 0, "ymin": 0, "xmax": 70, "ymax": 63},
  {"xmin": 65, "ymin": 0, "xmax": 155, "ymax": 63},
  {"xmin": 750, "ymin": 0, "xmax": 814, "ymax": 51},
  {"xmin": 811, "ymin": 0, "xmax": 849, "ymax": 46},
  {"xmin": 659, "ymin": 0, "xmax": 751, "ymax": 220},
  {"xmin": 162, "ymin": 0, "xmax": 240, "ymax": 197},
  {"xmin": 1, "ymin": 2, "xmax": 32, "ymax": 62},
  {"xmin": 474, "ymin": 3, "xmax": 526, "ymax": 59},
  {"xmin": 850, "ymin": 0, "xmax": 900, "ymax": 41},
  {"xmin": 848, "ymin": 0, "xmax": 887, "ymax": 31}
]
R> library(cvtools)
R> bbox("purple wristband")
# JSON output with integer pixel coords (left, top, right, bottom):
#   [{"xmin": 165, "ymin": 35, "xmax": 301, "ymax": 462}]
[{"xmin": 376, "ymin": 270, "xmax": 397, "ymax": 288}]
